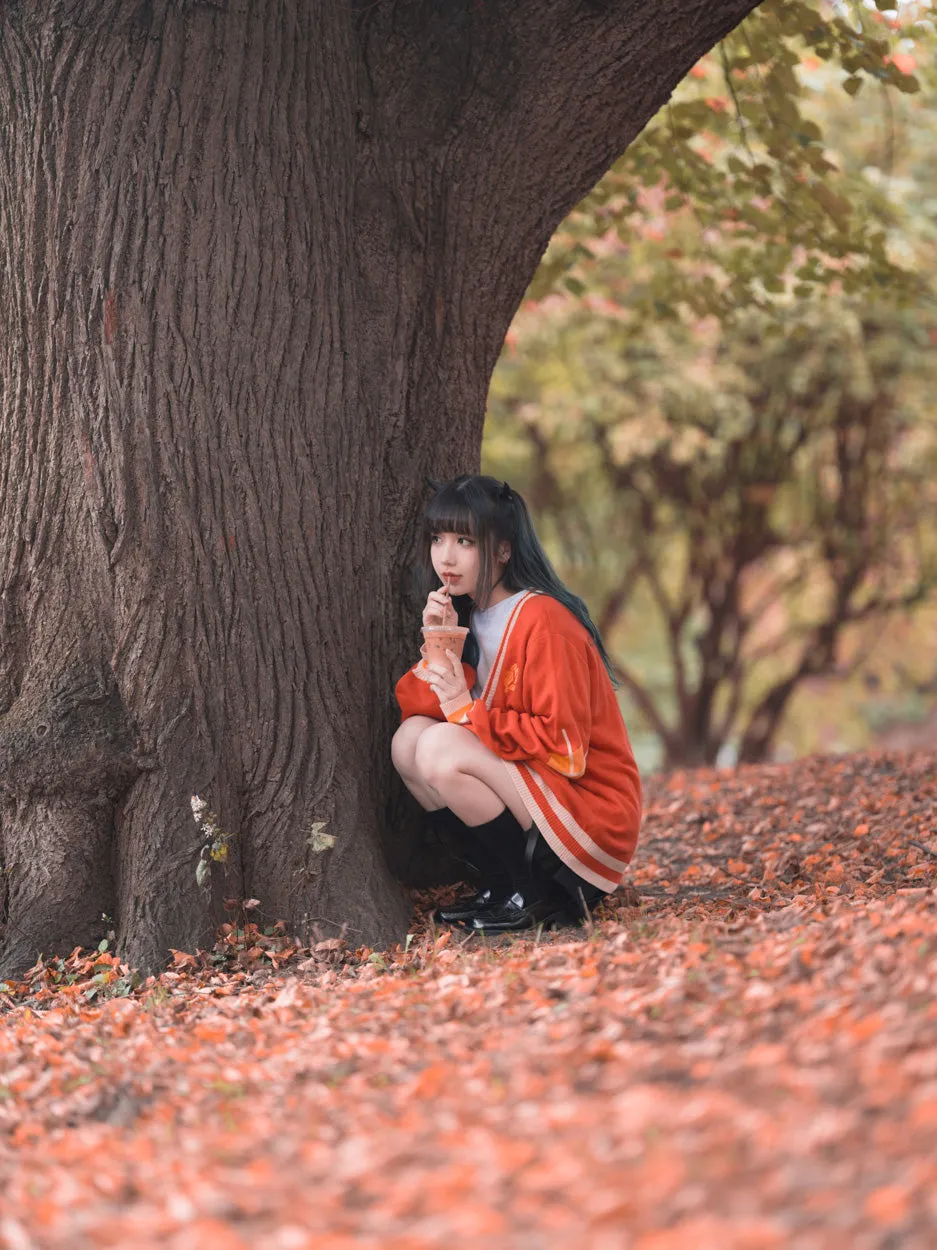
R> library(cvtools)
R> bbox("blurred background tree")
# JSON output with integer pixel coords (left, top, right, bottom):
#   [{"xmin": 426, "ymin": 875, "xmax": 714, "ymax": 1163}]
[{"xmin": 484, "ymin": 0, "xmax": 937, "ymax": 771}]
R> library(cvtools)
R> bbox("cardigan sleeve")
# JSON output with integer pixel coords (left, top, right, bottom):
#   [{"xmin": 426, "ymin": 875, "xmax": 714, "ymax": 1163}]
[
  {"xmin": 455, "ymin": 631, "xmax": 592, "ymax": 779},
  {"xmin": 395, "ymin": 661, "xmax": 478, "ymax": 723}
]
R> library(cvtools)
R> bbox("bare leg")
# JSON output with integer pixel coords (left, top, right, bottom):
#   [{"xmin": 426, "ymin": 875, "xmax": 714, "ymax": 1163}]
[
  {"xmin": 413, "ymin": 722, "xmax": 533, "ymax": 829},
  {"xmin": 390, "ymin": 716, "xmax": 445, "ymax": 811}
]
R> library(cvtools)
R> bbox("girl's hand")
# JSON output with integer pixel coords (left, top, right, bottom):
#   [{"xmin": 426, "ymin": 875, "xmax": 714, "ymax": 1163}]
[
  {"xmin": 422, "ymin": 587, "xmax": 457, "ymax": 627},
  {"xmin": 427, "ymin": 650, "xmax": 470, "ymax": 707}
]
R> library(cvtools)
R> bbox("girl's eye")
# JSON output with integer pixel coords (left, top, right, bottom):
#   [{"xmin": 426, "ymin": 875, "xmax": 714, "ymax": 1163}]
[{"xmin": 458, "ymin": 536, "xmax": 475, "ymax": 546}]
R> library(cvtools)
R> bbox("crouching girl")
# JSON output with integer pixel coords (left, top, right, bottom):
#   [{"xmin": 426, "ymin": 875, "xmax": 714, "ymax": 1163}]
[{"xmin": 391, "ymin": 475, "xmax": 641, "ymax": 933}]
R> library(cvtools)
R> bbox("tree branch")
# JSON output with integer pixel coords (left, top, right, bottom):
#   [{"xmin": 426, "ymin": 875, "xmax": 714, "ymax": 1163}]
[{"xmin": 360, "ymin": 0, "xmax": 766, "ymax": 375}]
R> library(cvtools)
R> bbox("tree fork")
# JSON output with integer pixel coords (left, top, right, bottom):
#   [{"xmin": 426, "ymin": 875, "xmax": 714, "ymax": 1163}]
[{"xmin": 0, "ymin": 0, "xmax": 762, "ymax": 972}]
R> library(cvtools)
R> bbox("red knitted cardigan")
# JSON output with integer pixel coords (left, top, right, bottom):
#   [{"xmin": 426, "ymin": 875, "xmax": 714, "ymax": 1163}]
[{"xmin": 395, "ymin": 591, "xmax": 642, "ymax": 892}]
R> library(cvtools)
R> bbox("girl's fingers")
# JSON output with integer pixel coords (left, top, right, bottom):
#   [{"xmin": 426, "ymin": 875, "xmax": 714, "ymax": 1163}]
[{"xmin": 425, "ymin": 592, "xmax": 456, "ymax": 625}]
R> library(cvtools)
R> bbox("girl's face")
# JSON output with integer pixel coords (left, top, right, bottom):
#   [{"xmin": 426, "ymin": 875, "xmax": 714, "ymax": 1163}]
[{"xmin": 430, "ymin": 531, "xmax": 481, "ymax": 599}]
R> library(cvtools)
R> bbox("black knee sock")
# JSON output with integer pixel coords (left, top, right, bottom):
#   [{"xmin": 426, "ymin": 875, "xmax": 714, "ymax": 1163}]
[
  {"xmin": 430, "ymin": 807, "xmax": 511, "ymax": 892},
  {"xmin": 463, "ymin": 809, "xmax": 562, "ymax": 902},
  {"xmin": 430, "ymin": 806, "xmax": 469, "ymax": 841},
  {"xmin": 432, "ymin": 807, "xmax": 568, "ymax": 902}
]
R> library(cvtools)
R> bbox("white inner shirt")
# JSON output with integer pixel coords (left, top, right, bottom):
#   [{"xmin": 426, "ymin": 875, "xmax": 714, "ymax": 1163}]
[{"xmin": 470, "ymin": 590, "xmax": 527, "ymax": 700}]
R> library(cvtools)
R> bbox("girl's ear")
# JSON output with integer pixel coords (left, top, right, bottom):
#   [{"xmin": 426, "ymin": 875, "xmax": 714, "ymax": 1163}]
[{"xmin": 498, "ymin": 543, "xmax": 511, "ymax": 564}]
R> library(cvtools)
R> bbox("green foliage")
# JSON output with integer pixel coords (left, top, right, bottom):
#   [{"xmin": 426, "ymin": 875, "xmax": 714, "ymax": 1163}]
[
  {"xmin": 486, "ymin": 1, "xmax": 937, "ymax": 769},
  {"xmin": 488, "ymin": 299, "xmax": 937, "ymax": 767},
  {"xmin": 532, "ymin": 0, "xmax": 927, "ymax": 321}
]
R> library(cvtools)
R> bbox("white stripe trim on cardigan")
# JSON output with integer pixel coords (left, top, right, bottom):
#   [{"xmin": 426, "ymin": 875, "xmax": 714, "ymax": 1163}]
[
  {"xmin": 505, "ymin": 762, "xmax": 625, "ymax": 893},
  {"xmin": 481, "ymin": 590, "xmax": 538, "ymax": 709}
]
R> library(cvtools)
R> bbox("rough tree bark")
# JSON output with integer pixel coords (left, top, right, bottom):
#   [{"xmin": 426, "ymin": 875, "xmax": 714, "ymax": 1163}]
[{"xmin": 0, "ymin": 0, "xmax": 762, "ymax": 976}]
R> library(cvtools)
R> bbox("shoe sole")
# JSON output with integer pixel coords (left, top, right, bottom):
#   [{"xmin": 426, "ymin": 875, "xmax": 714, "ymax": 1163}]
[{"xmin": 471, "ymin": 910, "xmax": 568, "ymax": 935}]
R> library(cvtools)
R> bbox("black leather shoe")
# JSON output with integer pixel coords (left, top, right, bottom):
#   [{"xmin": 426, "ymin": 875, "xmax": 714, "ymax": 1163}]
[
  {"xmin": 434, "ymin": 889, "xmax": 497, "ymax": 926},
  {"xmin": 470, "ymin": 891, "xmax": 569, "ymax": 934}
]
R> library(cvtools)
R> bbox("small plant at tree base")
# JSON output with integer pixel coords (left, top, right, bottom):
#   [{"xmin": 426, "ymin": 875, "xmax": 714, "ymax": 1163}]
[{"xmin": 191, "ymin": 795, "xmax": 236, "ymax": 891}]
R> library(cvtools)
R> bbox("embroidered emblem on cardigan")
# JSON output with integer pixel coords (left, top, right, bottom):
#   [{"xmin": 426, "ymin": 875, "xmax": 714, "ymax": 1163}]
[{"xmin": 503, "ymin": 663, "xmax": 519, "ymax": 694}]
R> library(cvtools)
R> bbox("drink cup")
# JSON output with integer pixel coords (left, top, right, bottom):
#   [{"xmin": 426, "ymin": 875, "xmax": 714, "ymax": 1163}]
[{"xmin": 416, "ymin": 625, "xmax": 469, "ymax": 682}]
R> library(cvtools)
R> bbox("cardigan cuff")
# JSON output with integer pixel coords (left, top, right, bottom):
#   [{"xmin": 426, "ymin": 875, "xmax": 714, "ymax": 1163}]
[{"xmin": 441, "ymin": 694, "xmax": 474, "ymax": 724}]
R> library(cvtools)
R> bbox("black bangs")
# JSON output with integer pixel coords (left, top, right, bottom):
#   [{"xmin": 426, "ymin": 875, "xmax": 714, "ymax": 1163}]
[{"xmin": 421, "ymin": 481, "xmax": 480, "ymax": 540}]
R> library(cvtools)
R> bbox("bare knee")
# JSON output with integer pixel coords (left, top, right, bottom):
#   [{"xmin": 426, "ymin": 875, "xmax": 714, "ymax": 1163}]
[
  {"xmin": 413, "ymin": 722, "xmax": 462, "ymax": 789},
  {"xmin": 391, "ymin": 717, "xmax": 435, "ymax": 779}
]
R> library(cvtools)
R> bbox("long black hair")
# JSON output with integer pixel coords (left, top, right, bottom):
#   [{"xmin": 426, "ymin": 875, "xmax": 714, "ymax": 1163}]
[{"xmin": 419, "ymin": 474, "xmax": 619, "ymax": 684}]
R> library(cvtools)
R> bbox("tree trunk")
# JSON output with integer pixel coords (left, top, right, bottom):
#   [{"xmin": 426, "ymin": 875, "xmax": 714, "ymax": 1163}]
[{"xmin": 0, "ymin": 0, "xmax": 761, "ymax": 976}]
